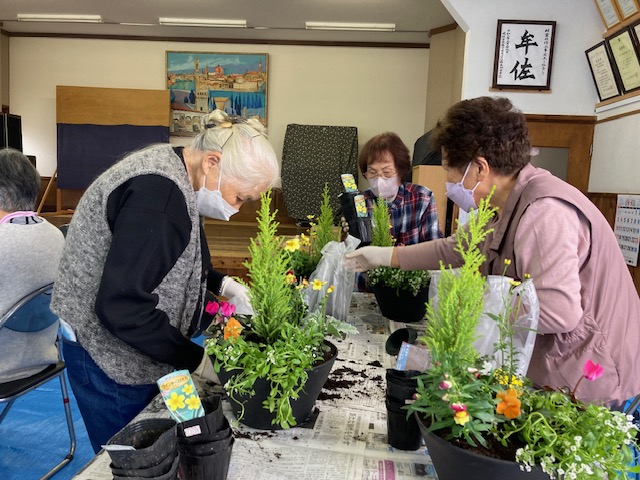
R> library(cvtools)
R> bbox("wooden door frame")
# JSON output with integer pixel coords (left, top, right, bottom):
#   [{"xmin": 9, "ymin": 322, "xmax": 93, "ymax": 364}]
[{"xmin": 525, "ymin": 114, "xmax": 596, "ymax": 193}]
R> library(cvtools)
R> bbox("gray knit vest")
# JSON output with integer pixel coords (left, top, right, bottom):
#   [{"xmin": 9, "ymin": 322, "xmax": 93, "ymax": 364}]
[{"xmin": 51, "ymin": 144, "xmax": 205, "ymax": 385}]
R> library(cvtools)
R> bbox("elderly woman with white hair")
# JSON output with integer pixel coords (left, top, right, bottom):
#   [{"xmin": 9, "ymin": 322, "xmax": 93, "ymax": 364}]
[
  {"xmin": 51, "ymin": 110, "xmax": 280, "ymax": 452},
  {"xmin": 0, "ymin": 148, "xmax": 65, "ymax": 382}
]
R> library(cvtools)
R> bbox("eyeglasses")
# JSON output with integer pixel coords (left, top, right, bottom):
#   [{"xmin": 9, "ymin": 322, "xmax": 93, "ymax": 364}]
[{"xmin": 364, "ymin": 169, "xmax": 397, "ymax": 179}]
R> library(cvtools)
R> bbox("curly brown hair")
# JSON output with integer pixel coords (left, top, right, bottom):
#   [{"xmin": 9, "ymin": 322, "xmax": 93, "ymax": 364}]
[
  {"xmin": 358, "ymin": 132, "xmax": 411, "ymax": 180},
  {"xmin": 431, "ymin": 97, "xmax": 531, "ymax": 176}
]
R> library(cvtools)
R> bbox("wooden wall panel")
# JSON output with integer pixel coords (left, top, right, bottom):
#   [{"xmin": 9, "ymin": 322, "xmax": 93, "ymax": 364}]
[{"xmin": 56, "ymin": 86, "xmax": 170, "ymax": 126}]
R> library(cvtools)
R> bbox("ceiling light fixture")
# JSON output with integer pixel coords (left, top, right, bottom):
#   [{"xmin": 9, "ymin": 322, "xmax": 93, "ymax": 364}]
[
  {"xmin": 17, "ymin": 13, "xmax": 103, "ymax": 23},
  {"xmin": 158, "ymin": 17, "xmax": 247, "ymax": 28},
  {"xmin": 305, "ymin": 21, "xmax": 395, "ymax": 32}
]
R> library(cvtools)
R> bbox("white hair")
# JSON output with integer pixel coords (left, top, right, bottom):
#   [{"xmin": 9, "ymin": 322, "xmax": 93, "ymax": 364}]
[{"xmin": 190, "ymin": 110, "xmax": 280, "ymax": 190}]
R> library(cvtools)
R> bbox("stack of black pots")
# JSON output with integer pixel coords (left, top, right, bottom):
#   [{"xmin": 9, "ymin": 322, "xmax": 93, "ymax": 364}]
[
  {"xmin": 106, "ymin": 418, "xmax": 179, "ymax": 480},
  {"xmin": 176, "ymin": 395, "xmax": 234, "ymax": 480},
  {"xmin": 385, "ymin": 369, "xmax": 422, "ymax": 451}
]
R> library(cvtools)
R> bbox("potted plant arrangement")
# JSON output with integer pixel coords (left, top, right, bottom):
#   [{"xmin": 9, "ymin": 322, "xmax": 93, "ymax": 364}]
[
  {"xmin": 205, "ymin": 190, "xmax": 356, "ymax": 430},
  {"xmin": 367, "ymin": 198, "xmax": 430, "ymax": 322},
  {"xmin": 407, "ymin": 193, "xmax": 640, "ymax": 480},
  {"xmin": 285, "ymin": 183, "xmax": 340, "ymax": 281}
]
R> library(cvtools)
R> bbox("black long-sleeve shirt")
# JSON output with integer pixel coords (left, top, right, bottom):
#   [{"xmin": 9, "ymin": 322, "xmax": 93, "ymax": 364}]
[{"xmin": 94, "ymin": 169, "xmax": 223, "ymax": 373}]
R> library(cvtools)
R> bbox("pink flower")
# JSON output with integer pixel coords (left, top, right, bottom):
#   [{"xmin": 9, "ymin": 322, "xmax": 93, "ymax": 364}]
[
  {"xmin": 205, "ymin": 301, "xmax": 220, "ymax": 316},
  {"xmin": 450, "ymin": 403, "xmax": 467, "ymax": 413},
  {"xmin": 220, "ymin": 302, "xmax": 236, "ymax": 318},
  {"xmin": 439, "ymin": 380, "xmax": 453, "ymax": 390},
  {"xmin": 583, "ymin": 359, "xmax": 604, "ymax": 381}
]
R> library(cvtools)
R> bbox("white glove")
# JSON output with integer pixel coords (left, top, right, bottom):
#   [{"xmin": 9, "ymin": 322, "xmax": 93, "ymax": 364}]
[
  {"xmin": 193, "ymin": 351, "xmax": 220, "ymax": 384},
  {"xmin": 219, "ymin": 276, "xmax": 254, "ymax": 316},
  {"xmin": 343, "ymin": 246, "xmax": 394, "ymax": 272}
]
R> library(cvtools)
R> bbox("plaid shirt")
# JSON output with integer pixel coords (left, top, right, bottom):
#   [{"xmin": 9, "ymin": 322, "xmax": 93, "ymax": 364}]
[{"xmin": 364, "ymin": 182, "xmax": 442, "ymax": 246}]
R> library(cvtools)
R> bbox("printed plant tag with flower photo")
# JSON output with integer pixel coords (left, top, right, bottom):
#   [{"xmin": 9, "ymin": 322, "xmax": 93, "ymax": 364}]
[{"xmin": 157, "ymin": 370, "xmax": 205, "ymax": 422}]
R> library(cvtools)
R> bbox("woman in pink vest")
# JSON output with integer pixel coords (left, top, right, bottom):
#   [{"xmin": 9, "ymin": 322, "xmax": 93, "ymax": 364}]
[{"xmin": 346, "ymin": 96, "xmax": 640, "ymax": 408}]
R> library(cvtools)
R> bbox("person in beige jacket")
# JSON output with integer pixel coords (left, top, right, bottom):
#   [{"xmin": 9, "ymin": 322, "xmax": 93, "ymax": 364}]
[{"xmin": 346, "ymin": 96, "xmax": 640, "ymax": 408}]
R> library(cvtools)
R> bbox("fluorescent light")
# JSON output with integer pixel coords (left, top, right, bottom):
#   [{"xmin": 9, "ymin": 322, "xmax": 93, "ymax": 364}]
[
  {"xmin": 305, "ymin": 21, "xmax": 395, "ymax": 32},
  {"xmin": 159, "ymin": 17, "xmax": 246, "ymax": 28},
  {"xmin": 17, "ymin": 13, "xmax": 102, "ymax": 23}
]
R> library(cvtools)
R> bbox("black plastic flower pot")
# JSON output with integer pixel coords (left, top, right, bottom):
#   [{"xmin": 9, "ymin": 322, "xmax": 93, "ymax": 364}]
[
  {"xmin": 385, "ymin": 369, "xmax": 420, "ymax": 405},
  {"xmin": 110, "ymin": 452, "xmax": 178, "ymax": 478},
  {"xmin": 371, "ymin": 284, "xmax": 429, "ymax": 323},
  {"xmin": 177, "ymin": 432, "xmax": 233, "ymax": 457},
  {"xmin": 385, "ymin": 328, "xmax": 418, "ymax": 356},
  {"xmin": 178, "ymin": 437, "xmax": 234, "ymax": 480},
  {"xmin": 415, "ymin": 413, "xmax": 550, "ymax": 479},
  {"xmin": 106, "ymin": 418, "xmax": 177, "ymax": 471},
  {"xmin": 385, "ymin": 400, "xmax": 422, "ymax": 451},
  {"xmin": 176, "ymin": 395, "xmax": 224, "ymax": 440},
  {"xmin": 177, "ymin": 420, "xmax": 231, "ymax": 446},
  {"xmin": 219, "ymin": 341, "xmax": 338, "ymax": 430}
]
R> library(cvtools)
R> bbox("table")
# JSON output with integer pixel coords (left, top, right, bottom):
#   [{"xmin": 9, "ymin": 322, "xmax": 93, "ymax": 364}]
[{"xmin": 73, "ymin": 293, "xmax": 437, "ymax": 480}]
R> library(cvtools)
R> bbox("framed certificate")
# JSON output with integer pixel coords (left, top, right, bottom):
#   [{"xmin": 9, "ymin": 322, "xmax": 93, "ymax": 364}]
[
  {"xmin": 492, "ymin": 20, "xmax": 556, "ymax": 91},
  {"xmin": 614, "ymin": 0, "xmax": 640, "ymax": 19},
  {"xmin": 606, "ymin": 28, "xmax": 640, "ymax": 93},
  {"xmin": 630, "ymin": 18, "xmax": 640, "ymax": 45},
  {"xmin": 595, "ymin": 0, "xmax": 623, "ymax": 29},
  {"xmin": 586, "ymin": 42, "xmax": 622, "ymax": 101}
]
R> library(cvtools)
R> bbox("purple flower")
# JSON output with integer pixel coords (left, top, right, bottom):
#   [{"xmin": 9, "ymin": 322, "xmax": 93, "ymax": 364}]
[{"xmin": 220, "ymin": 301, "xmax": 236, "ymax": 318}]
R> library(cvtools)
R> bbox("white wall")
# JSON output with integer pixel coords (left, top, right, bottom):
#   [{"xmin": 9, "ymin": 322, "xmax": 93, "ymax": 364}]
[
  {"xmin": 9, "ymin": 37, "xmax": 429, "ymax": 177},
  {"xmin": 442, "ymin": 0, "xmax": 603, "ymax": 115},
  {"xmin": 441, "ymin": 0, "xmax": 640, "ymax": 194}
]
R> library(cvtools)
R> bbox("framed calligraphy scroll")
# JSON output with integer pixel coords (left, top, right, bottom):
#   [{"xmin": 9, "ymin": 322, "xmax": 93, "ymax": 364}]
[
  {"xmin": 492, "ymin": 20, "xmax": 557, "ymax": 91},
  {"xmin": 586, "ymin": 42, "xmax": 622, "ymax": 101}
]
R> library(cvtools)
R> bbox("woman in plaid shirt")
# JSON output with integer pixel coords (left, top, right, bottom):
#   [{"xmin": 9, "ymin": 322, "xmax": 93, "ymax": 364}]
[
  {"xmin": 360, "ymin": 132, "xmax": 442, "ymax": 245},
  {"xmin": 355, "ymin": 132, "xmax": 442, "ymax": 290}
]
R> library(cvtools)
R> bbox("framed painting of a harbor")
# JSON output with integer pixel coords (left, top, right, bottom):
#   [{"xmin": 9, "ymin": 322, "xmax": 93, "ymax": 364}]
[{"xmin": 166, "ymin": 51, "xmax": 268, "ymax": 136}]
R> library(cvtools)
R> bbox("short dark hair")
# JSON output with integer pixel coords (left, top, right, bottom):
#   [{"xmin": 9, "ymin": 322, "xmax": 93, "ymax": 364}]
[
  {"xmin": 0, "ymin": 148, "xmax": 41, "ymax": 212},
  {"xmin": 431, "ymin": 97, "xmax": 531, "ymax": 175},
  {"xmin": 358, "ymin": 132, "xmax": 411, "ymax": 180}
]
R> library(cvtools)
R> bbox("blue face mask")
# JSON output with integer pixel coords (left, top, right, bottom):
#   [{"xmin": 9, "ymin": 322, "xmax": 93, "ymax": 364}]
[
  {"xmin": 196, "ymin": 174, "xmax": 239, "ymax": 221},
  {"xmin": 445, "ymin": 162, "xmax": 480, "ymax": 213}
]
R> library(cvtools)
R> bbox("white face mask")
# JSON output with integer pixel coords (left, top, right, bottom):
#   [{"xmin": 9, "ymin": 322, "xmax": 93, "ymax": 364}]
[
  {"xmin": 196, "ymin": 174, "xmax": 239, "ymax": 221},
  {"xmin": 369, "ymin": 176, "xmax": 400, "ymax": 200}
]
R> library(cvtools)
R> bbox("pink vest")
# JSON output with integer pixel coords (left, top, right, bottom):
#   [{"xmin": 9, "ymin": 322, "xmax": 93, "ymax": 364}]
[{"xmin": 483, "ymin": 164, "xmax": 640, "ymax": 406}]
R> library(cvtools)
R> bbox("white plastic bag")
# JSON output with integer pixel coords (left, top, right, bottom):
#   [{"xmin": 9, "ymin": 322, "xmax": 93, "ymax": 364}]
[
  {"xmin": 429, "ymin": 270, "xmax": 539, "ymax": 376},
  {"xmin": 306, "ymin": 235, "xmax": 361, "ymax": 320}
]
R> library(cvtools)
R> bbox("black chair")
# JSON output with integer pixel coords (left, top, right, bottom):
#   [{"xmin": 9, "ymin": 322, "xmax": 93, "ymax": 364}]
[{"xmin": 0, "ymin": 283, "xmax": 76, "ymax": 479}]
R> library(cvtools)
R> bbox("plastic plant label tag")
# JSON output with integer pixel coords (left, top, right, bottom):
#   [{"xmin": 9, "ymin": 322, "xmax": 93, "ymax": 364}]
[
  {"xmin": 341, "ymin": 173, "xmax": 358, "ymax": 192},
  {"xmin": 157, "ymin": 369, "xmax": 205, "ymax": 423},
  {"xmin": 354, "ymin": 194, "xmax": 368, "ymax": 217},
  {"xmin": 396, "ymin": 342, "xmax": 431, "ymax": 372}
]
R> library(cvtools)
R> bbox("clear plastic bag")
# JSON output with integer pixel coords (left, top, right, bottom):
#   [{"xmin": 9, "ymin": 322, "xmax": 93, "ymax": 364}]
[
  {"xmin": 306, "ymin": 235, "xmax": 361, "ymax": 320},
  {"xmin": 429, "ymin": 270, "xmax": 539, "ymax": 376}
]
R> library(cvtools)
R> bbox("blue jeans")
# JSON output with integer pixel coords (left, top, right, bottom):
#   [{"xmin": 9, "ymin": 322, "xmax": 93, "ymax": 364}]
[{"xmin": 61, "ymin": 338, "xmax": 159, "ymax": 453}]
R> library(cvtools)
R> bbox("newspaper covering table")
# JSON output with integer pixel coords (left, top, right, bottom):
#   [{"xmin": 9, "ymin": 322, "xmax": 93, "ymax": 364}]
[{"xmin": 73, "ymin": 293, "xmax": 436, "ymax": 480}]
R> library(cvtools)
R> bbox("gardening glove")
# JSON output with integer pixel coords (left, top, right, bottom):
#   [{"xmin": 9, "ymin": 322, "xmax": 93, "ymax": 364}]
[
  {"xmin": 343, "ymin": 246, "xmax": 393, "ymax": 272},
  {"xmin": 219, "ymin": 276, "xmax": 254, "ymax": 316},
  {"xmin": 193, "ymin": 351, "xmax": 221, "ymax": 385}
]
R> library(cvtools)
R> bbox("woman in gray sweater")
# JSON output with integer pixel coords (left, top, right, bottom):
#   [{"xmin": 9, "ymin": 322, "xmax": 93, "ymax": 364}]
[
  {"xmin": 51, "ymin": 110, "xmax": 280, "ymax": 452},
  {"xmin": 0, "ymin": 148, "xmax": 65, "ymax": 382}
]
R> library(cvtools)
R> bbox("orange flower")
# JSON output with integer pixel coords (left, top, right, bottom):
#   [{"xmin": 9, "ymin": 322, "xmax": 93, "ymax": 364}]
[
  {"xmin": 223, "ymin": 317, "xmax": 243, "ymax": 340},
  {"xmin": 496, "ymin": 388, "xmax": 521, "ymax": 419}
]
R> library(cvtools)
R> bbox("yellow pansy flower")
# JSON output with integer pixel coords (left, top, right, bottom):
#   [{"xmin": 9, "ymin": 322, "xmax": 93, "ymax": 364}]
[
  {"xmin": 284, "ymin": 237, "xmax": 300, "ymax": 252},
  {"xmin": 185, "ymin": 395, "xmax": 202, "ymax": 411},
  {"xmin": 182, "ymin": 383, "xmax": 194, "ymax": 395},
  {"xmin": 312, "ymin": 279, "xmax": 327, "ymax": 291},
  {"xmin": 167, "ymin": 392, "xmax": 185, "ymax": 411}
]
